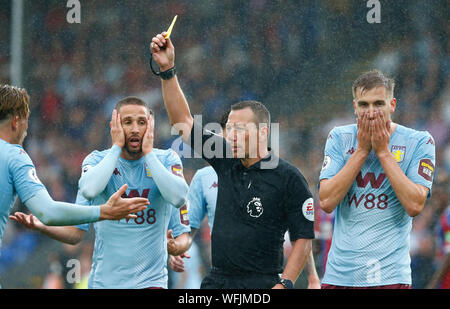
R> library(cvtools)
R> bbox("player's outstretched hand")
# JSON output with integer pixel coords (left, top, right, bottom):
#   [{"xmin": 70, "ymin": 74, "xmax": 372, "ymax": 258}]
[
  {"xmin": 168, "ymin": 253, "xmax": 191, "ymax": 273},
  {"xmin": 150, "ymin": 32, "xmax": 175, "ymax": 71},
  {"xmin": 356, "ymin": 111, "xmax": 372, "ymax": 155},
  {"xmin": 100, "ymin": 184, "xmax": 149, "ymax": 221},
  {"xmin": 110, "ymin": 109, "xmax": 125, "ymax": 148},
  {"xmin": 9, "ymin": 212, "xmax": 45, "ymax": 231}
]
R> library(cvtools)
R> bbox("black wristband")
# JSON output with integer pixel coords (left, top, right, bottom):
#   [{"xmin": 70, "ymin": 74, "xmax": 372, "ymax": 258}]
[
  {"xmin": 159, "ymin": 66, "xmax": 177, "ymax": 80},
  {"xmin": 149, "ymin": 53, "xmax": 176, "ymax": 80}
]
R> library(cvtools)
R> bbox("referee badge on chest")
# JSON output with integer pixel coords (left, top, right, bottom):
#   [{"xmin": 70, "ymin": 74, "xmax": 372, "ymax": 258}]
[{"xmin": 247, "ymin": 197, "xmax": 264, "ymax": 218}]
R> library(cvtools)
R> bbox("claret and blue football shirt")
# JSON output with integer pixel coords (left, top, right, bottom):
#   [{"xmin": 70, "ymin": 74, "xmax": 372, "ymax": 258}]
[
  {"xmin": 188, "ymin": 166, "xmax": 218, "ymax": 232},
  {"xmin": 77, "ymin": 147, "xmax": 190, "ymax": 289},
  {"xmin": 0, "ymin": 139, "xmax": 45, "ymax": 251},
  {"xmin": 320, "ymin": 124, "xmax": 435, "ymax": 286}
]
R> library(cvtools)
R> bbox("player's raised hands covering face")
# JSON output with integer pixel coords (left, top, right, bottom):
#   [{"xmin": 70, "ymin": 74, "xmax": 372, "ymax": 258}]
[
  {"xmin": 150, "ymin": 32, "xmax": 175, "ymax": 71},
  {"xmin": 356, "ymin": 111, "xmax": 372, "ymax": 155},
  {"xmin": 110, "ymin": 109, "xmax": 125, "ymax": 148},
  {"xmin": 142, "ymin": 114, "xmax": 154, "ymax": 155},
  {"xmin": 370, "ymin": 110, "xmax": 391, "ymax": 156}
]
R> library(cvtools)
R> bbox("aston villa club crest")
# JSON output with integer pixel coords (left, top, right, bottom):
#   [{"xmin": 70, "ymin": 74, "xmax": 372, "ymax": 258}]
[
  {"xmin": 247, "ymin": 197, "xmax": 263, "ymax": 218},
  {"xmin": 391, "ymin": 145, "xmax": 406, "ymax": 163},
  {"xmin": 144, "ymin": 164, "xmax": 152, "ymax": 177}
]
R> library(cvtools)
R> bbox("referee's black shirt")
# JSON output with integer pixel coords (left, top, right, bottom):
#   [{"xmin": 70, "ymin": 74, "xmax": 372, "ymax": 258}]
[{"xmin": 188, "ymin": 119, "xmax": 315, "ymax": 275}]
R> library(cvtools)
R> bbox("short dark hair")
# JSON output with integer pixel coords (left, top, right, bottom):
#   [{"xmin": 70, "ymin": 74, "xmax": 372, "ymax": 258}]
[
  {"xmin": 219, "ymin": 109, "xmax": 230, "ymax": 130},
  {"xmin": 0, "ymin": 85, "xmax": 30, "ymax": 121},
  {"xmin": 230, "ymin": 100, "xmax": 270, "ymax": 127},
  {"xmin": 114, "ymin": 96, "xmax": 153, "ymax": 115},
  {"xmin": 352, "ymin": 70, "xmax": 395, "ymax": 99}
]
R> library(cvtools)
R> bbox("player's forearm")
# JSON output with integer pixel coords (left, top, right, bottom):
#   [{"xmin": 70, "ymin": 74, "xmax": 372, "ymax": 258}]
[
  {"xmin": 189, "ymin": 228, "xmax": 198, "ymax": 241},
  {"xmin": 171, "ymin": 233, "xmax": 191, "ymax": 256},
  {"xmin": 79, "ymin": 145, "xmax": 121, "ymax": 200},
  {"xmin": 39, "ymin": 226, "xmax": 85, "ymax": 245},
  {"xmin": 144, "ymin": 152, "xmax": 188, "ymax": 208},
  {"xmin": 161, "ymin": 76, "xmax": 193, "ymax": 141},
  {"xmin": 280, "ymin": 239, "xmax": 312, "ymax": 284},
  {"xmin": 319, "ymin": 148, "xmax": 369, "ymax": 213},
  {"xmin": 305, "ymin": 249, "xmax": 320, "ymax": 285},
  {"xmin": 25, "ymin": 190, "xmax": 101, "ymax": 226},
  {"xmin": 377, "ymin": 151, "xmax": 427, "ymax": 217}
]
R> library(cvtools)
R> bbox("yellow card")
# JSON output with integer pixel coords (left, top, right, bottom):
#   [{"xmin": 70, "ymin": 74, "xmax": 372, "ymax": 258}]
[{"xmin": 165, "ymin": 15, "xmax": 178, "ymax": 39}]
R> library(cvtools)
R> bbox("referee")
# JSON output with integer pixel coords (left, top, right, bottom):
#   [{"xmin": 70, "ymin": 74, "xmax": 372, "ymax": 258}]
[{"xmin": 150, "ymin": 32, "xmax": 315, "ymax": 289}]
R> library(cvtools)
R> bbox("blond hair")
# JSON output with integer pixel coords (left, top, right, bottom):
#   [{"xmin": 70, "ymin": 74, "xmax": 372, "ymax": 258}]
[{"xmin": 0, "ymin": 85, "xmax": 30, "ymax": 121}]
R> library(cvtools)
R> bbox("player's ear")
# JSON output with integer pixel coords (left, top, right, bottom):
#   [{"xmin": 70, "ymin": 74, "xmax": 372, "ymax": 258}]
[
  {"xmin": 149, "ymin": 115, "xmax": 155, "ymax": 129},
  {"xmin": 257, "ymin": 124, "xmax": 267, "ymax": 141},
  {"xmin": 10, "ymin": 115, "xmax": 19, "ymax": 131},
  {"xmin": 263, "ymin": 125, "xmax": 270, "ymax": 140},
  {"xmin": 353, "ymin": 100, "xmax": 357, "ymax": 117},
  {"xmin": 390, "ymin": 98, "xmax": 397, "ymax": 114}
]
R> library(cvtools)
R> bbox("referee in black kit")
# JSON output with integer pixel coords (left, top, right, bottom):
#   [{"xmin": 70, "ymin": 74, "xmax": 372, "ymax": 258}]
[{"xmin": 150, "ymin": 32, "xmax": 314, "ymax": 289}]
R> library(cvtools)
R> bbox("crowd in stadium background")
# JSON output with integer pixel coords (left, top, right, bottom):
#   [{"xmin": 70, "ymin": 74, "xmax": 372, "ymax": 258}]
[{"xmin": 0, "ymin": 1, "xmax": 448, "ymax": 288}]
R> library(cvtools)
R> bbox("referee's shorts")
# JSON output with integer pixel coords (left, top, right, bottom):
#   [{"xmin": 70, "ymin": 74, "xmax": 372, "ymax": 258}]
[{"xmin": 200, "ymin": 266, "xmax": 280, "ymax": 289}]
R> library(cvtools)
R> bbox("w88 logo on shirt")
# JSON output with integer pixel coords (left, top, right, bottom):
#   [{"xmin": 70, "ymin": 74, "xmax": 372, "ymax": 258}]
[
  {"xmin": 347, "ymin": 192, "xmax": 389, "ymax": 210},
  {"xmin": 347, "ymin": 172, "xmax": 389, "ymax": 210},
  {"xmin": 122, "ymin": 189, "xmax": 156, "ymax": 225},
  {"xmin": 133, "ymin": 209, "xmax": 156, "ymax": 225}
]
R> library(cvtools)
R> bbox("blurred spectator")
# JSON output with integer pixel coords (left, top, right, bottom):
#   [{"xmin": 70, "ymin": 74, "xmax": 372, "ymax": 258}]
[
  {"xmin": 410, "ymin": 206, "xmax": 437, "ymax": 289},
  {"xmin": 74, "ymin": 243, "xmax": 94, "ymax": 289},
  {"xmin": 41, "ymin": 252, "xmax": 64, "ymax": 289},
  {"xmin": 428, "ymin": 204, "xmax": 450, "ymax": 289}
]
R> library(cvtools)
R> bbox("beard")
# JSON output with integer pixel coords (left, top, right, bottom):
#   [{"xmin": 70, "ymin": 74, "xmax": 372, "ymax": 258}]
[
  {"xmin": 124, "ymin": 143, "xmax": 142, "ymax": 154},
  {"xmin": 123, "ymin": 135, "xmax": 143, "ymax": 157}
]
